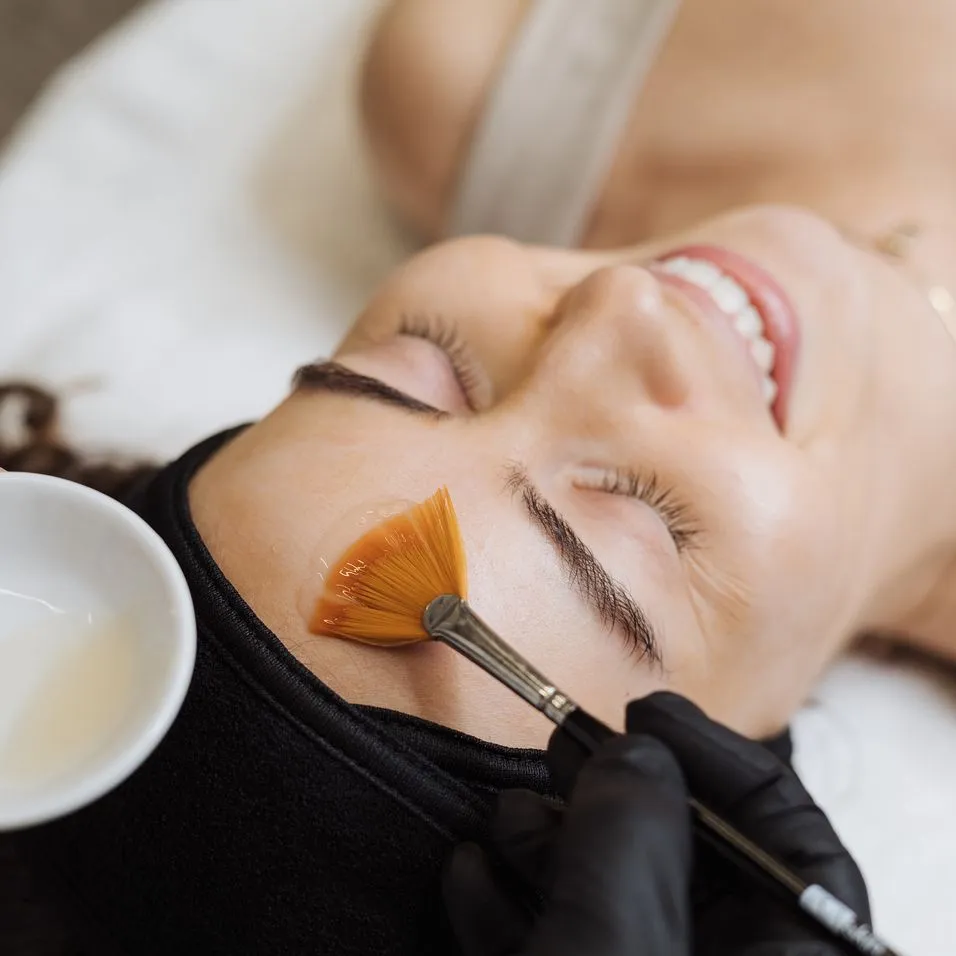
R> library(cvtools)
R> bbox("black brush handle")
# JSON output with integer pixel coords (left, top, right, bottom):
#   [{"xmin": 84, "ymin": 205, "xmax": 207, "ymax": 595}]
[
  {"xmin": 558, "ymin": 705, "xmax": 617, "ymax": 754},
  {"xmin": 558, "ymin": 708, "xmax": 901, "ymax": 956}
]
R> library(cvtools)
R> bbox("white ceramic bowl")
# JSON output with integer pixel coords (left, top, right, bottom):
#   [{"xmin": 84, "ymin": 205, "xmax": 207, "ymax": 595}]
[{"xmin": 0, "ymin": 472, "xmax": 195, "ymax": 830}]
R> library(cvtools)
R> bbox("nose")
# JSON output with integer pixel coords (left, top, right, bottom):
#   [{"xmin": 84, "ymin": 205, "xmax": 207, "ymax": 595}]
[{"xmin": 544, "ymin": 264, "xmax": 694, "ymax": 409}]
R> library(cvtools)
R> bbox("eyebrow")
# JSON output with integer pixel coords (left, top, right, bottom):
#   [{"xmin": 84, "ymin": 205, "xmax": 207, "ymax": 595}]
[
  {"xmin": 294, "ymin": 361, "xmax": 447, "ymax": 417},
  {"xmin": 506, "ymin": 466, "xmax": 662, "ymax": 665},
  {"xmin": 295, "ymin": 360, "xmax": 662, "ymax": 663}
]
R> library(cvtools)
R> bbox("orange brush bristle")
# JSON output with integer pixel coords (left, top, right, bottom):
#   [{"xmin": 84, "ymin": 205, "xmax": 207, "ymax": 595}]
[{"xmin": 309, "ymin": 486, "xmax": 468, "ymax": 645}]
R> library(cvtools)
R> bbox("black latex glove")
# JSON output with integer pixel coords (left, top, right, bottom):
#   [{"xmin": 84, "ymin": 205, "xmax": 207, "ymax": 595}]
[{"xmin": 443, "ymin": 692, "xmax": 871, "ymax": 956}]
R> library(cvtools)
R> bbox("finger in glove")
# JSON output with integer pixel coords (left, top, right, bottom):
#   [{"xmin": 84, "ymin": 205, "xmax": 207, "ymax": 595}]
[
  {"xmin": 625, "ymin": 693, "xmax": 869, "ymax": 917},
  {"xmin": 443, "ymin": 842, "xmax": 534, "ymax": 956},
  {"xmin": 521, "ymin": 733, "xmax": 693, "ymax": 956}
]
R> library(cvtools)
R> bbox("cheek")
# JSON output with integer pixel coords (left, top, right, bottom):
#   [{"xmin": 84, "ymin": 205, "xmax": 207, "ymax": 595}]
[
  {"xmin": 672, "ymin": 475, "xmax": 862, "ymax": 733},
  {"xmin": 752, "ymin": 510, "xmax": 862, "ymax": 660},
  {"xmin": 699, "ymin": 487, "xmax": 850, "ymax": 638}
]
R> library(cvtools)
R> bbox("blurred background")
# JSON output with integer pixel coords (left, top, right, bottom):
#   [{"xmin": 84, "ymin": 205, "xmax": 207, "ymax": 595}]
[
  {"xmin": 3, "ymin": 9, "xmax": 143, "ymax": 950},
  {"xmin": 0, "ymin": 1, "xmax": 144, "ymax": 143}
]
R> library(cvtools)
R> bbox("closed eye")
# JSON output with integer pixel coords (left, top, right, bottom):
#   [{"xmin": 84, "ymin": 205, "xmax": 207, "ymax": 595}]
[
  {"xmin": 587, "ymin": 467, "xmax": 702, "ymax": 553},
  {"xmin": 397, "ymin": 313, "xmax": 486, "ymax": 410}
]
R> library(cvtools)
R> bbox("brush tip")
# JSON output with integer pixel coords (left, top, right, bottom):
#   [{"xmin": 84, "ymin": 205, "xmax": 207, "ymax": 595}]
[{"xmin": 308, "ymin": 487, "xmax": 467, "ymax": 646}]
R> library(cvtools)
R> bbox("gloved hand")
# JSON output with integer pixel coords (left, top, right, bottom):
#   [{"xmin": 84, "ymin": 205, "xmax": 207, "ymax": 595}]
[{"xmin": 443, "ymin": 692, "xmax": 871, "ymax": 956}]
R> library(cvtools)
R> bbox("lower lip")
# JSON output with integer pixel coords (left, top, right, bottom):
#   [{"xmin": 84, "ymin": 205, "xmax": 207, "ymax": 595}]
[{"xmin": 652, "ymin": 245, "xmax": 800, "ymax": 430}]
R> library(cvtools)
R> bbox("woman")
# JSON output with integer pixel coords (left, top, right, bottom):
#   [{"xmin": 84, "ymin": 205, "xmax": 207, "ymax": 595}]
[
  {"xmin": 4, "ymin": 4, "xmax": 955, "ymax": 951},
  {"xmin": 1, "ymin": 200, "xmax": 948, "ymax": 953}
]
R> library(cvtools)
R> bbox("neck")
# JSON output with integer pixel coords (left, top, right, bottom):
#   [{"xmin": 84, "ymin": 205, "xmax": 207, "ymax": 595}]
[
  {"xmin": 858, "ymin": 220, "xmax": 956, "ymax": 654},
  {"xmin": 817, "ymin": 173, "xmax": 956, "ymax": 655},
  {"xmin": 863, "ymin": 332, "xmax": 956, "ymax": 658}
]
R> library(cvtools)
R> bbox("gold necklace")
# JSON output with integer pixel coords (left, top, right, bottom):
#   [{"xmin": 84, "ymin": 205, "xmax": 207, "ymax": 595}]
[{"xmin": 872, "ymin": 222, "xmax": 955, "ymax": 322}]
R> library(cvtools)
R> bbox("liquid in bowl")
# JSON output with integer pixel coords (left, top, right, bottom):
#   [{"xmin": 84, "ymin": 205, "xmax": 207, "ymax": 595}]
[{"xmin": 0, "ymin": 586, "xmax": 137, "ymax": 794}]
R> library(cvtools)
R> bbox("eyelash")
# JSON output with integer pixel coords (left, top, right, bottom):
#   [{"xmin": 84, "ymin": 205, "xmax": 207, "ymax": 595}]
[
  {"xmin": 594, "ymin": 467, "xmax": 701, "ymax": 552},
  {"xmin": 397, "ymin": 313, "xmax": 482, "ymax": 409}
]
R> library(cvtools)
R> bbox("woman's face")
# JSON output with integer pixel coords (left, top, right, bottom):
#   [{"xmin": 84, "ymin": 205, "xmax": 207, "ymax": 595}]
[{"xmin": 231, "ymin": 204, "xmax": 956, "ymax": 740}]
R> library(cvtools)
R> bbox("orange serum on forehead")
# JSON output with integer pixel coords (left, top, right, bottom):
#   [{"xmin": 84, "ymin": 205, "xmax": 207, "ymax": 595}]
[{"xmin": 303, "ymin": 487, "xmax": 468, "ymax": 645}]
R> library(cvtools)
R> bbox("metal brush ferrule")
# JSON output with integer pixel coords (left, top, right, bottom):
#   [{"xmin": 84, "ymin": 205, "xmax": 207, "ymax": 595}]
[{"xmin": 423, "ymin": 594, "xmax": 579, "ymax": 726}]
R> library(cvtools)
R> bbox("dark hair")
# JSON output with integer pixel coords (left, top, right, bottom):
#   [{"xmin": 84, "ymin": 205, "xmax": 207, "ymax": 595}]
[{"xmin": 0, "ymin": 382, "xmax": 157, "ymax": 500}]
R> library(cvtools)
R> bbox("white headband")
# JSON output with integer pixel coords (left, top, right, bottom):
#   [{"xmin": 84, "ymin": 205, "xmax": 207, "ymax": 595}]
[{"xmin": 447, "ymin": 0, "xmax": 682, "ymax": 246}]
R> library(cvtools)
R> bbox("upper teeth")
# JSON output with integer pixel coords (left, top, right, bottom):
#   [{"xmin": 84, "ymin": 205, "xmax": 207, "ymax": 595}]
[{"xmin": 658, "ymin": 256, "xmax": 778, "ymax": 406}]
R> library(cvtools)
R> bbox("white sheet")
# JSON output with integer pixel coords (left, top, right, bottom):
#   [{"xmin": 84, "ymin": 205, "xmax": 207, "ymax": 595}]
[{"xmin": 0, "ymin": 1, "xmax": 953, "ymax": 951}]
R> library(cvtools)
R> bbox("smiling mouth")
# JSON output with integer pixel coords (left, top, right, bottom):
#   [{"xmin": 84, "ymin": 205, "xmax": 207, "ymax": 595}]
[{"xmin": 650, "ymin": 246, "xmax": 800, "ymax": 430}]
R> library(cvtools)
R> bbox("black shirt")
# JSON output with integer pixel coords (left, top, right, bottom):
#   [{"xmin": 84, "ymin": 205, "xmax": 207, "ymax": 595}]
[{"xmin": 27, "ymin": 430, "xmax": 552, "ymax": 956}]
